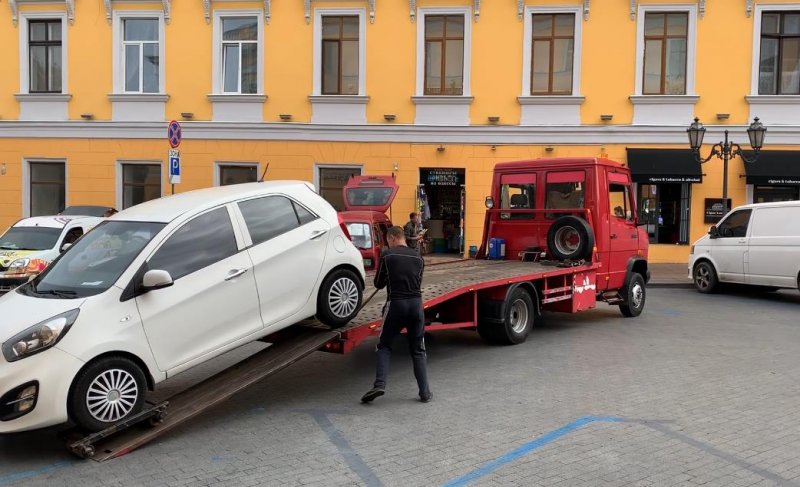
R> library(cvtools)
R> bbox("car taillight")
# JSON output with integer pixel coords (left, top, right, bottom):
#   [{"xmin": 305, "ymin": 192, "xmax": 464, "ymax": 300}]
[{"xmin": 338, "ymin": 214, "xmax": 352, "ymax": 240}]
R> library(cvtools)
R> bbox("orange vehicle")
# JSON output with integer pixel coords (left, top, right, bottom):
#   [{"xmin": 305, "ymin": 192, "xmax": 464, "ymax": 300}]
[{"xmin": 339, "ymin": 175, "xmax": 398, "ymax": 270}]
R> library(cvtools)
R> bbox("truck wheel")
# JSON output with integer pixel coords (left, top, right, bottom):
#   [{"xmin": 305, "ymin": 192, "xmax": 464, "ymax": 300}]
[
  {"xmin": 547, "ymin": 216, "xmax": 594, "ymax": 261},
  {"xmin": 68, "ymin": 357, "xmax": 146, "ymax": 432},
  {"xmin": 496, "ymin": 288, "xmax": 535, "ymax": 345},
  {"xmin": 619, "ymin": 273, "xmax": 646, "ymax": 318},
  {"xmin": 317, "ymin": 269, "xmax": 363, "ymax": 328},
  {"xmin": 693, "ymin": 261, "xmax": 718, "ymax": 294}
]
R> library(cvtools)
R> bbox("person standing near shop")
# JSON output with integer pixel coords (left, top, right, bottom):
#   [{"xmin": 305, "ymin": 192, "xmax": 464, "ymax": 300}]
[
  {"xmin": 361, "ymin": 226, "xmax": 432, "ymax": 404},
  {"xmin": 404, "ymin": 212, "xmax": 423, "ymax": 251}
]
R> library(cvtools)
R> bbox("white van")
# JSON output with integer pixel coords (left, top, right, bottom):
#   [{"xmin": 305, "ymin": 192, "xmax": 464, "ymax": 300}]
[{"xmin": 689, "ymin": 201, "xmax": 800, "ymax": 293}]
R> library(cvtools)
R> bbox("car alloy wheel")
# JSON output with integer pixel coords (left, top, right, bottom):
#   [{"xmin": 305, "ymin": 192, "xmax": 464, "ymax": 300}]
[
  {"xmin": 328, "ymin": 276, "xmax": 359, "ymax": 319},
  {"xmin": 86, "ymin": 369, "xmax": 139, "ymax": 423}
]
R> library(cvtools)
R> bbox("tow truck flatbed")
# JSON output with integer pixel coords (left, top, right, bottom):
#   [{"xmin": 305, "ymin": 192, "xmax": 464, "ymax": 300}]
[{"xmin": 67, "ymin": 258, "xmax": 600, "ymax": 460}]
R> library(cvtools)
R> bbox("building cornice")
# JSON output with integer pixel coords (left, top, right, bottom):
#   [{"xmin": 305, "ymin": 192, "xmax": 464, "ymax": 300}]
[{"xmin": 1, "ymin": 121, "xmax": 800, "ymax": 145}]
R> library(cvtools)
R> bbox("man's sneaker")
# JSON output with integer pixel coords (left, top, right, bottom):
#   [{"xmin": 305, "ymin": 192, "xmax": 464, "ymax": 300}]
[
  {"xmin": 419, "ymin": 391, "xmax": 433, "ymax": 403},
  {"xmin": 361, "ymin": 387, "xmax": 385, "ymax": 403}
]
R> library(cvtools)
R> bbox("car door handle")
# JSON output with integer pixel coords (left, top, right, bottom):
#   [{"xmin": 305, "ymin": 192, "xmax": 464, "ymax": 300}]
[
  {"xmin": 224, "ymin": 268, "xmax": 248, "ymax": 281},
  {"xmin": 610, "ymin": 234, "xmax": 618, "ymax": 239},
  {"xmin": 309, "ymin": 229, "xmax": 328, "ymax": 240}
]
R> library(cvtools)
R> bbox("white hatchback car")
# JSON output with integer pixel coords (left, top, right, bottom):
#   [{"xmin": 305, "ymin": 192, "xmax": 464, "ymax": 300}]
[{"xmin": 0, "ymin": 181, "xmax": 365, "ymax": 433}]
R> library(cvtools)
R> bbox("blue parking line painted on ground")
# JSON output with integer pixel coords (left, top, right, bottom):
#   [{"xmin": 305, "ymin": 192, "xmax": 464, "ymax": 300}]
[
  {"xmin": 442, "ymin": 416, "xmax": 623, "ymax": 487},
  {"xmin": 0, "ymin": 462, "xmax": 71, "ymax": 486}
]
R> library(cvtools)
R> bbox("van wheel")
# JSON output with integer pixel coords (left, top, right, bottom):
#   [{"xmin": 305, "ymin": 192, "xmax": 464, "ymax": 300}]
[
  {"xmin": 547, "ymin": 216, "xmax": 595, "ymax": 261},
  {"xmin": 619, "ymin": 273, "xmax": 646, "ymax": 318},
  {"xmin": 693, "ymin": 262, "xmax": 719, "ymax": 294},
  {"xmin": 317, "ymin": 269, "xmax": 362, "ymax": 328},
  {"xmin": 69, "ymin": 357, "xmax": 146, "ymax": 432}
]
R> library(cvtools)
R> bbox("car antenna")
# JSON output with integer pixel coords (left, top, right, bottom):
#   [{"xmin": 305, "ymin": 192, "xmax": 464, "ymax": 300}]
[{"xmin": 258, "ymin": 162, "xmax": 270, "ymax": 182}]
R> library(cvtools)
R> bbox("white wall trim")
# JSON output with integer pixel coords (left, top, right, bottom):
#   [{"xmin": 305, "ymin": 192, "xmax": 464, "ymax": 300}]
[
  {"xmin": 213, "ymin": 161, "xmax": 261, "ymax": 186},
  {"xmin": 311, "ymin": 8, "xmax": 367, "ymax": 96},
  {"xmin": 22, "ymin": 158, "xmax": 67, "ymax": 217},
  {"xmin": 633, "ymin": 4, "xmax": 697, "ymax": 96},
  {"xmin": 415, "ymin": 7, "xmax": 472, "ymax": 97},
  {"xmin": 18, "ymin": 11, "xmax": 69, "ymax": 95},
  {"xmin": 111, "ymin": 10, "xmax": 167, "ymax": 95},
  {"xmin": 108, "ymin": 94, "xmax": 170, "ymax": 102},
  {"xmin": 750, "ymin": 4, "xmax": 800, "ymax": 96},
  {"xmin": 116, "ymin": 159, "xmax": 164, "ymax": 210},
  {"xmin": 521, "ymin": 5, "xmax": 583, "ymax": 97},
  {"xmin": 5, "ymin": 120, "xmax": 800, "ymax": 145},
  {"xmin": 312, "ymin": 163, "xmax": 364, "ymax": 194},
  {"xmin": 211, "ymin": 9, "xmax": 264, "ymax": 95}
]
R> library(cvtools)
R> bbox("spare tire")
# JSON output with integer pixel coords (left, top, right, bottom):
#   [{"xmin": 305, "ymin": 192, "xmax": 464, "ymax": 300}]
[{"xmin": 547, "ymin": 216, "xmax": 594, "ymax": 261}]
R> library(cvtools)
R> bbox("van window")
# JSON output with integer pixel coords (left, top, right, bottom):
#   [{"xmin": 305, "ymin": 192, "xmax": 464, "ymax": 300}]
[
  {"xmin": 717, "ymin": 209, "xmax": 752, "ymax": 238},
  {"xmin": 148, "ymin": 208, "xmax": 238, "ymax": 280},
  {"xmin": 61, "ymin": 227, "xmax": 84, "ymax": 247},
  {"xmin": 499, "ymin": 174, "xmax": 536, "ymax": 220},
  {"xmin": 750, "ymin": 206, "xmax": 800, "ymax": 237},
  {"xmin": 346, "ymin": 222, "xmax": 373, "ymax": 250},
  {"xmin": 609, "ymin": 184, "xmax": 633, "ymax": 221}
]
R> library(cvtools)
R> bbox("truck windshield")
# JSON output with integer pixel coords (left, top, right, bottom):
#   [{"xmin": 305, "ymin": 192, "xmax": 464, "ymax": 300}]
[
  {"xmin": 0, "ymin": 227, "xmax": 62, "ymax": 251},
  {"xmin": 22, "ymin": 221, "xmax": 166, "ymax": 298},
  {"xmin": 346, "ymin": 222, "xmax": 373, "ymax": 250}
]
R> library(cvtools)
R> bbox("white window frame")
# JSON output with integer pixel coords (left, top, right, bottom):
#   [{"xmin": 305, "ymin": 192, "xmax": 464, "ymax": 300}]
[
  {"xmin": 112, "ymin": 11, "xmax": 166, "ymax": 94},
  {"xmin": 521, "ymin": 6, "xmax": 582, "ymax": 97},
  {"xmin": 19, "ymin": 12, "xmax": 68, "ymax": 95},
  {"xmin": 312, "ymin": 8, "xmax": 367, "ymax": 96},
  {"xmin": 214, "ymin": 161, "xmax": 261, "ymax": 186},
  {"xmin": 750, "ymin": 4, "xmax": 800, "ymax": 96},
  {"xmin": 116, "ymin": 160, "xmax": 164, "ymax": 210},
  {"xmin": 212, "ymin": 10, "xmax": 264, "ymax": 95},
  {"xmin": 633, "ymin": 4, "xmax": 698, "ymax": 96},
  {"xmin": 22, "ymin": 159, "xmax": 67, "ymax": 217},
  {"xmin": 313, "ymin": 163, "xmax": 364, "ymax": 194},
  {"xmin": 415, "ymin": 7, "xmax": 472, "ymax": 97}
]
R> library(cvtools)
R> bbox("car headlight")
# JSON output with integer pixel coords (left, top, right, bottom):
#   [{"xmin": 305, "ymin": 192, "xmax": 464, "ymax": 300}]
[
  {"xmin": 2, "ymin": 309, "xmax": 79, "ymax": 362},
  {"xmin": 6, "ymin": 258, "xmax": 48, "ymax": 276},
  {"xmin": 8, "ymin": 258, "xmax": 30, "ymax": 272}
]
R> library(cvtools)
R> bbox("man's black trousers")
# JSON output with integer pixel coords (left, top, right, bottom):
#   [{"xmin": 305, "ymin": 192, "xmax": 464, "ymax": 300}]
[{"xmin": 374, "ymin": 297, "xmax": 430, "ymax": 396}]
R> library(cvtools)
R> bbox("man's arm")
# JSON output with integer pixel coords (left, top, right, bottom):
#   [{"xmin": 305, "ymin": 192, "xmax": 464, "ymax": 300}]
[{"xmin": 374, "ymin": 250, "xmax": 388, "ymax": 289}]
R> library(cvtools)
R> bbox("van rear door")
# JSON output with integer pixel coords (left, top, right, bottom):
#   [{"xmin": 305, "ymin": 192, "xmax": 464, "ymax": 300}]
[{"xmin": 746, "ymin": 205, "xmax": 800, "ymax": 288}]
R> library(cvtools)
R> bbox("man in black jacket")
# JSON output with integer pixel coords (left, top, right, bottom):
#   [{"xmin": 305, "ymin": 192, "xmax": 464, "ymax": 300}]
[{"xmin": 361, "ymin": 226, "xmax": 432, "ymax": 403}]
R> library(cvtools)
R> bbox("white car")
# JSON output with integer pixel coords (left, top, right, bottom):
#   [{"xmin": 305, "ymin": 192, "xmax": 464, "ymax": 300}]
[
  {"xmin": 0, "ymin": 181, "xmax": 365, "ymax": 433},
  {"xmin": 0, "ymin": 215, "xmax": 103, "ymax": 295},
  {"xmin": 689, "ymin": 201, "xmax": 800, "ymax": 293}
]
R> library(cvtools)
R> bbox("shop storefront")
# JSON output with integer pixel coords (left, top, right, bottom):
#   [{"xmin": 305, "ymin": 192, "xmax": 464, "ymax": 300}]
[
  {"xmin": 743, "ymin": 151, "xmax": 800, "ymax": 204},
  {"xmin": 418, "ymin": 168, "xmax": 466, "ymax": 254},
  {"xmin": 626, "ymin": 149, "xmax": 702, "ymax": 246}
]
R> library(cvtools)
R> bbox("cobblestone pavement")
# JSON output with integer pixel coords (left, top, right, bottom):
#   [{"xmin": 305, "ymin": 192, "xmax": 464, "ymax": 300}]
[{"xmin": 2, "ymin": 287, "xmax": 800, "ymax": 486}]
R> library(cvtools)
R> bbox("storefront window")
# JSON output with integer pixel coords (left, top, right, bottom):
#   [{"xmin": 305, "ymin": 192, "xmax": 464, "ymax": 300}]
[
  {"xmin": 637, "ymin": 183, "xmax": 690, "ymax": 244},
  {"xmin": 753, "ymin": 185, "xmax": 800, "ymax": 203}
]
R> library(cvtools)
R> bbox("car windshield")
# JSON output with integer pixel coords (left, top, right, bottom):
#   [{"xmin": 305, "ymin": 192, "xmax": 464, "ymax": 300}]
[
  {"xmin": 23, "ymin": 221, "xmax": 166, "ymax": 298},
  {"xmin": 0, "ymin": 227, "xmax": 62, "ymax": 251},
  {"xmin": 346, "ymin": 222, "xmax": 373, "ymax": 250}
]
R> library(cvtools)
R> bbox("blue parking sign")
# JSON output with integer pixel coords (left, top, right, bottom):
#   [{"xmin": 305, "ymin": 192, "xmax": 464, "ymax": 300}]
[{"xmin": 169, "ymin": 148, "xmax": 181, "ymax": 184}]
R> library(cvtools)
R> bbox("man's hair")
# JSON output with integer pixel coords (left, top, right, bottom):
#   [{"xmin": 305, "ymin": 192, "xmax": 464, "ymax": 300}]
[
  {"xmin": 409, "ymin": 212, "xmax": 417, "ymax": 219},
  {"xmin": 387, "ymin": 226, "xmax": 405, "ymax": 240}
]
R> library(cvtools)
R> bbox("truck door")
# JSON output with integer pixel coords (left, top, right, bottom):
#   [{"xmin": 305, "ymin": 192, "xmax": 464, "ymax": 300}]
[{"xmin": 607, "ymin": 173, "xmax": 638, "ymax": 290}]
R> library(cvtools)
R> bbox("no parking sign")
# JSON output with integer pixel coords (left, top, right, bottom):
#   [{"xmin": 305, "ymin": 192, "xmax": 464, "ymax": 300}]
[{"xmin": 167, "ymin": 121, "xmax": 181, "ymax": 186}]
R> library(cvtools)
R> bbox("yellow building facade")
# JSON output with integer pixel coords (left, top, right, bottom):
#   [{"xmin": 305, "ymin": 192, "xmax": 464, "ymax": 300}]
[{"xmin": 1, "ymin": 0, "xmax": 800, "ymax": 262}]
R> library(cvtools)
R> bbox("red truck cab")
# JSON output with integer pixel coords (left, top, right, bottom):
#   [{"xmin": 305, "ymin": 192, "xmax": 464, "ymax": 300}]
[
  {"xmin": 479, "ymin": 157, "xmax": 650, "ymax": 314},
  {"xmin": 339, "ymin": 175, "xmax": 398, "ymax": 271}
]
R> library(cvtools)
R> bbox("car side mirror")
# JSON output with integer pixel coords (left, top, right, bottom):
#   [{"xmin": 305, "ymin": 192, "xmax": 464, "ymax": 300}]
[
  {"xmin": 60, "ymin": 243, "xmax": 72, "ymax": 253},
  {"xmin": 485, "ymin": 196, "xmax": 494, "ymax": 209},
  {"xmin": 142, "ymin": 269, "xmax": 174, "ymax": 290},
  {"xmin": 709, "ymin": 225, "xmax": 719, "ymax": 239}
]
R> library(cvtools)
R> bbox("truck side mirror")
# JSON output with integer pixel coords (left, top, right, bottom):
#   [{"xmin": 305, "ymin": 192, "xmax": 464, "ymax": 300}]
[
  {"xmin": 709, "ymin": 225, "xmax": 719, "ymax": 239},
  {"xmin": 485, "ymin": 196, "xmax": 494, "ymax": 209}
]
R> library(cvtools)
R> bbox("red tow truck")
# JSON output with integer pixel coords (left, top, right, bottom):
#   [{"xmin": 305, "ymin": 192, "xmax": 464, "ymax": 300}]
[{"xmin": 65, "ymin": 157, "xmax": 649, "ymax": 460}]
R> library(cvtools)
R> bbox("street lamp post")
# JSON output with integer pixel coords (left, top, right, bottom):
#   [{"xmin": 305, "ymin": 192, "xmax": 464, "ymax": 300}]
[{"xmin": 686, "ymin": 117, "xmax": 767, "ymax": 216}]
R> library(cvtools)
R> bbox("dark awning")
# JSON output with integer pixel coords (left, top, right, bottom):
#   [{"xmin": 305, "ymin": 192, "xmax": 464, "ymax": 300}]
[
  {"xmin": 743, "ymin": 151, "xmax": 800, "ymax": 185},
  {"xmin": 626, "ymin": 149, "xmax": 702, "ymax": 184}
]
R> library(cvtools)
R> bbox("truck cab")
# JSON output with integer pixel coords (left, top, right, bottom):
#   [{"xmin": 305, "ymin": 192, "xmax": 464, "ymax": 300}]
[{"xmin": 479, "ymin": 157, "xmax": 649, "ymax": 296}]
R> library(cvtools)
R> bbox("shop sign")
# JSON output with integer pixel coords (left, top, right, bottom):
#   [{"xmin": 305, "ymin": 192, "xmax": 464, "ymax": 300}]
[
  {"xmin": 704, "ymin": 198, "xmax": 732, "ymax": 223},
  {"xmin": 422, "ymin": 169, "xmax": 464, "ymax": 187},
  {"xmin": 642, "ymin": 176, "xmax": 702, "ymax": 183}
]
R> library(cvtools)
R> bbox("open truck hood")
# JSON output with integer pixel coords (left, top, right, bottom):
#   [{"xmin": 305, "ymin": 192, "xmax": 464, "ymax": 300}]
[{"xmin": 341, "ymin": 175, "xmax": 399, "ymax": 213}]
